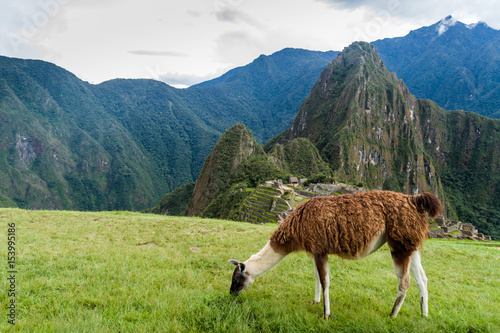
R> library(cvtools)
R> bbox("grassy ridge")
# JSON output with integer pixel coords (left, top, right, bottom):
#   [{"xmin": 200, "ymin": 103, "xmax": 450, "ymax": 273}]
[{"xmin": 1, "ymin": 209, "xmax": 499, "ymax": 332}]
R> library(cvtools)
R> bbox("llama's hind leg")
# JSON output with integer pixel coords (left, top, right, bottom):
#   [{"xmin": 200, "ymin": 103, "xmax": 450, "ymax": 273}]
[
  {"xmin": 313, "ymin": 254, "xmax": 330, "ymax": 320},
  {"xmin": 311, "ymin": 259, "xmax": 321, "ymax": 305},
  {"xmin": 410, "ymin": 250, "xmax": 428, "ymax": 317},
  {"xmin": 389, "ymin": 252, "xmax": 411, "ymax": 318}
]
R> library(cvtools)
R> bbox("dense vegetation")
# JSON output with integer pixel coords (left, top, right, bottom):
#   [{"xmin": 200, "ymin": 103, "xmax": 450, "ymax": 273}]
[
  {"xmin": 148, "ymin": 182, "xmax": 195, "ymax": 216},
  {"xmin": 185, "ymin": 124, "xmax": 289, "ymax": 218},
  {"xmin": 0, "ymin": 56, "xmax": 159, "ymax": 211},
  {"xmin": 183, "ymin": 122, "xmax": 341, "ymax": 221}
]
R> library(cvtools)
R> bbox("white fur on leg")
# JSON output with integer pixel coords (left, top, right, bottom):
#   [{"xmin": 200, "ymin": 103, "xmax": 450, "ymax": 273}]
[
  {"xmin": 323, "ymin": 264, "xmax": 330, "ymax": 320},
  {"xmin": 391, "ymin": 288, "xmax": 407, "ymax": 318},
  {"xmin": 313, "ymin": 260, "xmax": 321, "ymax": 303},
  {"xmin": 390, "ymin": 263, "xmax": 409, "ymax": 318},
  {"xmin": 410, "ymin": 251, "xmax": 429, "ymax": 317}
]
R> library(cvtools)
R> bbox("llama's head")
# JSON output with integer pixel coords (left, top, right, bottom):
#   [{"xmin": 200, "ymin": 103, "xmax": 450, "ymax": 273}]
[{"xmin": 228, "ymin": 259, "xmax": 254, "ymax": 295}]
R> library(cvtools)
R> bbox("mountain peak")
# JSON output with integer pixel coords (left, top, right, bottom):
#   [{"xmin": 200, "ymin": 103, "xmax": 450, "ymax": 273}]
[
  {"xmin": 465, "ymin": 20, "xmax": 491, "ymax": 30},
  {"xmin": 435, "ymin": 15, "xmax": 496, "ymax": 35},
  {"xmin": 336, "ymin": 41, "xmax": 384, "ymax": 69},
  {"xmin": 271, "ymin": 41, "xmax": 407, "ymax": 157},
  {"xmin": 437, "ymin": 15, "xmax": 458, "ymax": 35},
  {"xmin": 186, "ymin": 124, "xmax": 259, "ymax": 216},
  {"xmin": 272, "ymin": 40, "xmax": 426, "ymax": 190}
]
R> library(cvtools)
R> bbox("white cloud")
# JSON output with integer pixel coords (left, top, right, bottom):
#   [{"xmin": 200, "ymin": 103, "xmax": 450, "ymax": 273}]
[
  {"xmin": 317, "ymin": 0, "xmax": 500, "ymax": 29},
  {"xmin": 158, "ymin": 69, "xmax": 229, "ymax": 88},
  {"xmin": 437, "ymin": 16, "xmax": 458, "ymax": 35},
  {"xmin": 128, "ymin": 50, "xmax": 188, "ymax": 57},
  {"xmin": 0, "ymin": 0, "xmax": 498, "ymax": 86},
  {"xmin": 0, "ymin": 0, "xmax": 75, "ymax": 58}
]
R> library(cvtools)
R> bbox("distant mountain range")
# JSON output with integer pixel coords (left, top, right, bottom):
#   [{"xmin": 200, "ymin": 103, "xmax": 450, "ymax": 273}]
[
  {"xmin": 0, "ymin": 17, "xmax": 499, "ymax": 223},
  {"xmin": 373, "ymin": 15, "xmax": 500, "ymax": 119},
  {"xmin": 0, "ymin": 48, "xmax": 335, "ymax": 210}
]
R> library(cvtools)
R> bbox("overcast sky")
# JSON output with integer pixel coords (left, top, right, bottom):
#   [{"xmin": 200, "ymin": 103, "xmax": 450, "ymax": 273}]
[{"xmin": 1, "ymin": 0, "xmax": 499, "ymax": 87}]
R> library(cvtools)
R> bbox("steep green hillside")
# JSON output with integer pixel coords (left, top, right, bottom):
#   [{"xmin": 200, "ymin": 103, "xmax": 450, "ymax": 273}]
[
  {"xmin": 0, "ymin": 56, "xmax": 158, "ymax": 210},
  {"xmin": 267, "ymin": 138, "xmax": 332, "ymax": 177},
  {"xmin": 267, "ymin": 42, "xmax": 439, "ymax": 194},
  {"xmin": 185, "ymin": 124, "xmax": 330, "ymax": 220},
  {"xmin": 186, "ymin": 124, "xmax": 285, "ymax": 217},
  {"xmin": 149, "ymin": 182, "xmax": 195, "ymax": 216},
  {"xmin": 92, "ymin": 79, "xmax": 220, "ymax": 187},
  {"xmin": 418, "ymin": 104, "xmax": 500, "ymax": 237}
]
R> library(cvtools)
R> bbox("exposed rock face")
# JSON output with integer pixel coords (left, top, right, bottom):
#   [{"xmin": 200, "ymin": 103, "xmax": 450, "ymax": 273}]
[{"xmin": 15, "ymin": 134, "xmax": 37, "ymax": 170}]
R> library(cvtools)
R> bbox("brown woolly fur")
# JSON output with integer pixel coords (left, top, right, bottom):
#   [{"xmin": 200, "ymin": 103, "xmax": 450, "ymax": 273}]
[
  {"xmin": 270, "ymin": 191, "xmax": 442, "ymax": 257},
  {"xmin": 409, "ymin": 193, "xmax": 442, "ymax": 218}
]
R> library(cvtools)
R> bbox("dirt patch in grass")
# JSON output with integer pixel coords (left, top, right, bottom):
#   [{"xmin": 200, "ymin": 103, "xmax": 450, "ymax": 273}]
[{"xmin": 136, "ymin": 242, "xmax": 157, "ymax": 247}]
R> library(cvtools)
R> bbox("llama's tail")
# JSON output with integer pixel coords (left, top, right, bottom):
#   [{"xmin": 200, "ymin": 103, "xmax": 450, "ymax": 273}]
[{"xmin": 409, "ymin": 193, "xmax": 442, "ymax": 218}]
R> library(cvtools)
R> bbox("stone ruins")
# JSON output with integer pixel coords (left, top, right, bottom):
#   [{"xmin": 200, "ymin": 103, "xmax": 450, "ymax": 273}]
[{"xmin": 430, "ymin": 216, "xmax": 492, "ymax": 241}]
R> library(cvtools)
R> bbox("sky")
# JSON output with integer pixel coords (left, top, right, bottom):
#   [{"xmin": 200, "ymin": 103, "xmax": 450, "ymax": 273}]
[{"xmin": 1, "ymin": 0, "xmax": 499, "ymax": 88}]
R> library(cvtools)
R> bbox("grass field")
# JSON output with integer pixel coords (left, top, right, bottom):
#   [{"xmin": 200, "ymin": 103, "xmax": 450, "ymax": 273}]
[{"xmin": 1, "ymin": 208, "xmax": 499, "ymax": 332}]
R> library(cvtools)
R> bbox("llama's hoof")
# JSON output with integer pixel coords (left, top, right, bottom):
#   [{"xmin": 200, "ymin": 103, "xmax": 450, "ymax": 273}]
[
  {"xmin": 310, "ymin": 301, "xmax": 319, "ymax": 306},
  {"xmin": 324, "ymin": 314, "xmax": 330, "ymax": 321}
]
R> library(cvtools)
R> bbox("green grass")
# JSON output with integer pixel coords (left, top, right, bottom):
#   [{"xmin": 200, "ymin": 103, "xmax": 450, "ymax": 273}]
[{"xmin": 1, "ymin": 208, "xmax": 499, "ymax": 332}]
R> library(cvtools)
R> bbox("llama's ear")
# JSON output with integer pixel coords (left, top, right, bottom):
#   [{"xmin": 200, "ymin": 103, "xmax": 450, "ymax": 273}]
[
  {"xmin": 228, "ymin": 259, "xmax": 240, "ymax": 266},
  {"xmin": 228, "ymin": 259, "xmax": 246, "ymax": 272}
]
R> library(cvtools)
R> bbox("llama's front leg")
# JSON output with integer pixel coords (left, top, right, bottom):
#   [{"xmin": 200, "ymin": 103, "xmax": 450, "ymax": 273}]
[
  {"xmin": 390, "ymin": 252, "xmax": 411, "ymax": 318},
  {"xmin": 311, "ymin": 259, "xmax": 321, "ymax": 305},
  {"xmin": 313, "ymin": 254, "xmax": 330, "ymax": 320},
  {"xmin": 410, "ymin": 250, "xmax": 428, "ymax": 317}
]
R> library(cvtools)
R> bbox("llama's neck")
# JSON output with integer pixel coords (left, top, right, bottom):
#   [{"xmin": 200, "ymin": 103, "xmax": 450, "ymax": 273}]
[{"xmin": 244, "ymin": 241, "xmax": 287, "ymax": 279}]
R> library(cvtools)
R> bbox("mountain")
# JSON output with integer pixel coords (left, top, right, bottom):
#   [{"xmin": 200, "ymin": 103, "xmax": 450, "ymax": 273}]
[
  {"xmin": 1, "ymin": 17, "xmax": 499, "ymax": 214},
  {"xmin": 184, "ymin": 123, "xmax": 330, "ymax": 220},
  {"xmin": 0, "ymin": 49, "xmax": 336, "ymax": 210},
  {"xmin": 373, "ymin": 15, "xmax": 500, "ymax": 118},
  {"xmin": 266, "ymin": 42, "xmax": 500, "ymax": 239},
  {"xmin": 187, "ymin": 48, "xmax": 339, "ymax": 143},
  {"xmin": 0, "ymin": 56, "xmax": 159, "ymax": 210},
  {"xmin": 185, "ymin": 124, "xmax": 285, "ymax": 218},
  {"xmin": 91, "ymin": 79, "xmax": 220, "ymax": 190},
  {"xmin": 148, "ymin": 182, "xmax": 195, "ymax": 216}
]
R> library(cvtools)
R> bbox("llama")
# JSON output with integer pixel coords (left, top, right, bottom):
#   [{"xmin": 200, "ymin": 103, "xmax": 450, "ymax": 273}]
[{"xmin": 229, "ymin": 190, "xmax": 442, "ymax": 320}]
